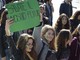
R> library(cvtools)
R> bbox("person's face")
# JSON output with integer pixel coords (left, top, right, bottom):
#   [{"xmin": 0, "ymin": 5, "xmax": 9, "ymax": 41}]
[
  {"xmin": 68, "ymin": 0, "xmax": 72, "ymax": 2},
  {"xmin": 62, "ymin": 16, "xmax": 67, "ymax": 25},
  {"xmin": 40, "ymin": 7, "xmax": 44, "ymax": 14},
  {"xmin": 65, "ymin": 0, "xmax": 72, "ymax": 3},
  {"xmin": 25, "ymin": 39, "xmax": 33, "ymax": 52},
  {"xmin": 44, "ymin": 29, "xmax": 54, "ymax": 43},
  {"xmin": 49, "ymin": 0, "xmax": 52, "ymax": 2},
  {"xmin": 78, "ymin": 15, "xmax": 80, "ymax": 20}
]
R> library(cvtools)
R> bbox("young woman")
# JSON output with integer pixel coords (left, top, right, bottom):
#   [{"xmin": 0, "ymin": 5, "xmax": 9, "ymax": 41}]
[
  {"xmin": 70, "ymin": 10, "xmax": 80, "ymax": 33},
  {"xmin": 68, "ymin": 24, "xmax": 80, "ymax": 60},
  {"xmin": 44, "ymin": 0, "xmax": 54, "ymax": 26},
  {"xmin": 39, "ymin": 4, "xmax": 49, "ymax": 25},
  {"xmin": 33, "ymin": 25, "xmax": 56, "ymax": 60},
  {"xmin": 4, "ymin": 20, "xmax": 38, "ymax": 60},
  {"xmin": 54, "ymin": 13, "xmax": 70, "ymax": 35},
  {"xmin": 0, "ymin": 8, "xmax": 8, "ymax": 60},
  {"xmin": 55, "ymin": 29, "xmax": 72, "ymax": 60}
]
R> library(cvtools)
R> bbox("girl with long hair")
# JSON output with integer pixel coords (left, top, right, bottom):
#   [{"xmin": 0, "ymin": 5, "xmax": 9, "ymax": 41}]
[
  {"xmin": 54, "ymin": 13, "xmax": 70, "ymax": 35},
  {"xmin": 5, "ymin": 20, "xmax": 37, "ymax": 60},
  {"xmin": 55, "ymin": 29, "xmax": 72, "ymax": 60},
  {"xmin": 33, "ymin": 25, "xmax": 56, "ymax": 60},
  {"xmin": 68, "ymin": 24, "xmax": 80, "ymax": 60}
]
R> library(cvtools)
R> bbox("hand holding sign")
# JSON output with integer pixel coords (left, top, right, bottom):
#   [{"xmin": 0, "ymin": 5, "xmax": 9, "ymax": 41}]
[{"xmin": 6, "ymin": 0, "xmax": 40, "ymax": 32}]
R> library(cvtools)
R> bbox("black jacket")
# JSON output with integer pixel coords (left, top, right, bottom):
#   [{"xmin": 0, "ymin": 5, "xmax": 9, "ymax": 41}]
[
  {"xmin": 0, "ymin": 8, "xmax": 8, "ymax": 57},
  {"xmin": 6, "ymin": 36, "xmax": 31, "ymax": 60},
  {"xmin": 59, "ymin": 1, "xmax": 73, "ymax": 18},
  {"xmin": 0, "ymin": 26, "xmax": 6, "ymax": 57}
]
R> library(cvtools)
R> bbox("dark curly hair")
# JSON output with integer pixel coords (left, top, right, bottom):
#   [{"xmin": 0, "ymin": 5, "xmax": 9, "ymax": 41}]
[{"xmin": 54, "ymin": 13, "xmax": 70, "ymax": 35}]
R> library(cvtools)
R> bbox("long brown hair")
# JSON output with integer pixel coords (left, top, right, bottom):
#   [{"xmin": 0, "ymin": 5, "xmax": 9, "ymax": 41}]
[
  {"xmin": 72, "ymin": 24, "xmax": 80, "ymax": 37},
  {"xmin": 71, "ymin": 11, "xmax": 80, "ymax": 20},
  {"xmin": 55, "ymin": 29, "xmax": 71, "ymax": 51},
  {"xmin": 17, "ymin": 33, "xmax": 37, "ymax": 60},
  {"xmin": 54, "ymin": 13, "xmax": 70, "ymax": 36}
]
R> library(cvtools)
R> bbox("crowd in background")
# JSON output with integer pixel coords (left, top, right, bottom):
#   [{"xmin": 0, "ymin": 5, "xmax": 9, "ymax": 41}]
[{"xmin": 0, "ymin": 0, "xmax": 80, "ymax": 60}]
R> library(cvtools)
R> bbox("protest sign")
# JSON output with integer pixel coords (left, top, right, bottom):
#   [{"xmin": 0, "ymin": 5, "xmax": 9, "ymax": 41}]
[{"xmin": 6, "ymin": 0, "xmax": 40, "ymax": 32}]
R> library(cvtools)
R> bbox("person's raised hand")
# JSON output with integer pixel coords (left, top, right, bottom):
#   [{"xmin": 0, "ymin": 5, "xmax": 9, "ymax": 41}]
[{"xmin": 5, "ymin": 19, "xmax": 13, "ymax": 36}]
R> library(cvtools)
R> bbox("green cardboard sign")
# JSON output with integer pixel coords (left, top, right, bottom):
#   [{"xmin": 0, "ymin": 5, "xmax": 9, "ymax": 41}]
[{"xmin": 6, "ymin": 0, "xmax": 40, "ymax": 32}]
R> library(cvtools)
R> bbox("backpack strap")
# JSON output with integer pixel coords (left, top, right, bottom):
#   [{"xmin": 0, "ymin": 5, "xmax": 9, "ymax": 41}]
[{"xmin": 38, "ymin": 41, "xmax": 45, "ymax": 60}]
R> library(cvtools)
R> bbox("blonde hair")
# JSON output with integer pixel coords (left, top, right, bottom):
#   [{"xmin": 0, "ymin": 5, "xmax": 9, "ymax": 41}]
[{"xmin": 41, "ymin": 25, "xmax": 55, "ymax": 50}]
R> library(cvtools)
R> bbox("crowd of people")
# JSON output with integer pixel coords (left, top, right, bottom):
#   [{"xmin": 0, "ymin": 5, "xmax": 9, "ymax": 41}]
[{"xmin": 0, "ymin": 0, "xmax": 80, "ymax": 60}]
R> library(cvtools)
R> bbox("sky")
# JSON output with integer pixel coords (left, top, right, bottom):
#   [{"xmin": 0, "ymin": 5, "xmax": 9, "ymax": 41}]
[{"xmin": 52, "ymin": 0, "xmax": 80, "ymax": 27}]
